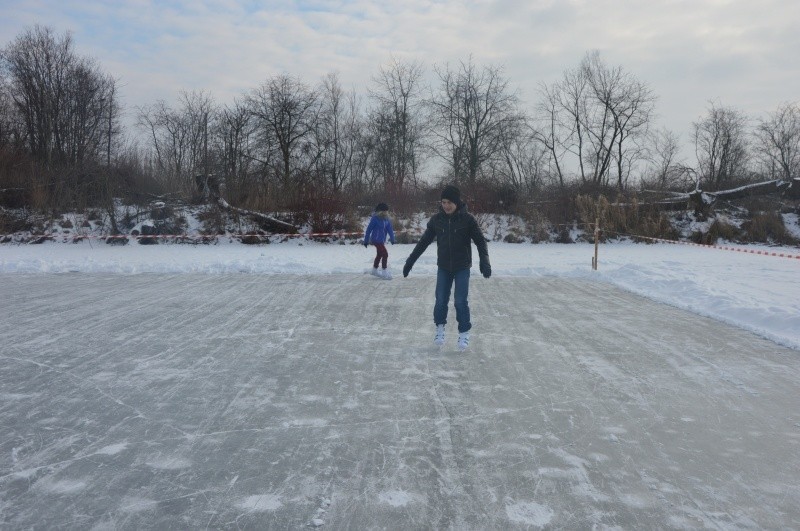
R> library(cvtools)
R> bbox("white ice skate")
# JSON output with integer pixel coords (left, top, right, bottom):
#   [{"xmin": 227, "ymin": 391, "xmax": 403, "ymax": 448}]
[
  {"xmin": 371, "ymin": 267, "xmax": 381, "ymax": 277},
  {"xmin": 381, "ymin": 269, "xmax": 393, "ymax": 280},
  {"xmin": 457, "ymin": 331, "xmax": 470, "ymax": 352},
  {"xmin": 434, "ymin": 324, "xmax": 445, "ymax": 346}
]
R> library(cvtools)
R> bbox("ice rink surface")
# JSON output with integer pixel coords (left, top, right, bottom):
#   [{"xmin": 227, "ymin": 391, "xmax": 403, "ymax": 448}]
[{"xmin": 2, "ymin": 273, "xmax": 799, "ymax": 529}]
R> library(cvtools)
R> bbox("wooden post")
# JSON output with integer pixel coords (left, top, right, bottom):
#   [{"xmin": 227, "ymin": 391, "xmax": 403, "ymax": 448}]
[{"xmin": 593, "ymin": 217, "xmax": 599, "ymax": 270}]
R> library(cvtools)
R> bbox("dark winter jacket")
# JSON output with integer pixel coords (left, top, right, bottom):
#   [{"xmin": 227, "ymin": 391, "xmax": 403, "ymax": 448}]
[
  {"xmin": 364, "ymin": 212, "xmax": 395, "ymax": 245},
  {"xmin": 405, "ymin": 203, "xmax": 490, "ymax": 273}
]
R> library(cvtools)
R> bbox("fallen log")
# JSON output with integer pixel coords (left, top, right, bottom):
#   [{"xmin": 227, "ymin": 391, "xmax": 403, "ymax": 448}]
[{"xmin": 215, "ymin": 197, "xmax": 297, "ymax": 233}]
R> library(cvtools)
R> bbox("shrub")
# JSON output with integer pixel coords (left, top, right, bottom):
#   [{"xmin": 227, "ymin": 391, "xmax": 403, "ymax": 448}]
[
  {"xmin": 576, "ymin": 194, "xmax": 607, "ymax": 230},
  {"xmin": 555, "ymin": 227, "xmax": 574, "ymax": 244},
  {"xmin": 196, "ymin": 206, "xmax": 226, "ymax": 234},
  {"xmin": 634, "ymin": 213, "xmax": 681, "ymax": 241},
  {"xmin": 741, "ymin": 212, "xmax": 796, "ymax": 245},
  {"xmin": 691, "ymin": 219, "xmax": 741, "ymax": 244},
  {"xmin": 503, "ymin": 231, "xmax": 526, "ymax": 243},
  {"xmin": 0, "ymin": 209, "xmax": 33, "ymax": 235},
  {"xmin": 393, "ymin": 215, "xmax": 428, "ymax": 244},
  {"xmin": 240, "ymin": 232, "xmax": 267, "ymax": 245},
  {"xmin": 519, "ymin": 208, "xmax": 551, "ymax": 243}
]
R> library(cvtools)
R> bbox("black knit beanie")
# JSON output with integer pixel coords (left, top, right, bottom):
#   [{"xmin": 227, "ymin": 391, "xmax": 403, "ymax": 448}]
[
  {"xmin": 440, "ymin": 185, "xmax": 461, "ymax": 204},
  {"xmin": 375, "ymin": 202, "xmax": 389, "ymax": 212}
]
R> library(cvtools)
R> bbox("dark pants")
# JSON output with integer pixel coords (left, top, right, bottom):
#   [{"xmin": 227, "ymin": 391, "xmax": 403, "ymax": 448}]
[
  {"xmin": 434, "ymin": 267, "xmax": 471, "ymax": 333},
  {"xmin": 373, "ymin": 243, "xmax": 388, "ymax": 269}
]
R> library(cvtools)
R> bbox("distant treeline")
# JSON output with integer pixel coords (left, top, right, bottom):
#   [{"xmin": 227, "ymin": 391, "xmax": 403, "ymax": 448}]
[{"xmin": 1, "ymin": 25, "xmax": 799, "ymax": 223}]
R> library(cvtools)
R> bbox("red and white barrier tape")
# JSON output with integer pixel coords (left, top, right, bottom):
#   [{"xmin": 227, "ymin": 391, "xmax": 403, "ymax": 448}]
[
  {"xmin": 3, "ymin": 233, "xmax": 221, "ymax": 241},
  {"xmin": 615, "ymin": 233, "xmax": 800, "ymax": 260}
]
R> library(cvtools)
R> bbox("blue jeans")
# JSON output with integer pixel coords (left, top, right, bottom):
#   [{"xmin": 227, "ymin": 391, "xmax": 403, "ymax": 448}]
[{"xmin": 434, "ymin": 267, "xmax": 471, "ymax": 333}]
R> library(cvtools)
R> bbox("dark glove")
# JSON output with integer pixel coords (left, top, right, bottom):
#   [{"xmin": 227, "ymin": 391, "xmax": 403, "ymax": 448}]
[
  {"xmin": 363, "ymin": 242, "xmax": 368, "ymax": 248},
  {"xmin": 480, "ymin": 260, "xmax": 491, "ymax": 279},
  {"xmin": 403, "ymin": 261, "xmax": 412, "ymax": 278}
]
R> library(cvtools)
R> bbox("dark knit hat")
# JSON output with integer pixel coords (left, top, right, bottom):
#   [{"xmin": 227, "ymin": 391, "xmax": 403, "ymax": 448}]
[
  {"xmin": 440, "ymin": 185, "xmax": 461, "ymax": 204},
  {"xmin": 375, "ymin": 202, "xmax": 389, "ymax": 212}
]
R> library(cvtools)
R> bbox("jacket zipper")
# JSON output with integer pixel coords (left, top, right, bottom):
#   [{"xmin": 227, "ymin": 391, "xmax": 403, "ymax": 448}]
[{"xmin": 448, "ymin": 217, "xmax": 453, "ymax": 271}]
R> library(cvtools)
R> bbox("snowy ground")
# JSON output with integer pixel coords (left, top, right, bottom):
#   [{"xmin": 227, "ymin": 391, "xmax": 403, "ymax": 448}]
[{"xmin": 1, "ymin": 241, "xmax": 800, "ymax": 528}]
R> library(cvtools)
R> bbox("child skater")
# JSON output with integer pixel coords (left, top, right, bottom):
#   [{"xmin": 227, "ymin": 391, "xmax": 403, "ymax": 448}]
[
  {"xmin": 402, "ymin": 185, "xmax": 490, "ymax": 351},
  {"xmin": 363, "ymin": 202, "xmax": 395, "ymax": 279}
]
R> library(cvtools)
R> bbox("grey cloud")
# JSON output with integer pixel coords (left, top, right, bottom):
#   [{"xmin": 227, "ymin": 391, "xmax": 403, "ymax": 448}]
[{"xmin": 1, "ymin": 0, "xmax": 798, "ymax": 149}]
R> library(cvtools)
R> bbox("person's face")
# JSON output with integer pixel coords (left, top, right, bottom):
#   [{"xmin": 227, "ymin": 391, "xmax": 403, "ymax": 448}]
[{"xmin": 441, "ymin": 198, "xmax": 457, "ymax": 214}]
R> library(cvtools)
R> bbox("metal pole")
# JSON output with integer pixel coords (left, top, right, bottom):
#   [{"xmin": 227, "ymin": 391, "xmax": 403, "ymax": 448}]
[{"xmin": 593, "ymin": 217, "xmax": 599, "ymax": 270}]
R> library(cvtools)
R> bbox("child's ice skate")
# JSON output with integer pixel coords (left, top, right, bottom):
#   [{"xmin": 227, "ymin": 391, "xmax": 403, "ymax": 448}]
[
  {"xmin": 381, "ymin": 269, "xmax": 392, "ymax": 280},
  {"xmin": 434, "ymin": 324, "xmax": 445, "ymax": 347},
  {"xmin": 457, "ymin": 331, "xmax": 470, "ymax": 352}
]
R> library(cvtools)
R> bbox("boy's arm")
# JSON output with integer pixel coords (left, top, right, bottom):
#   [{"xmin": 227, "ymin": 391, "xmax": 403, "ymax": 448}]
[
  {"xmin": 470, "ymin": 216, "xmax": 491, "ymax": 278},
  {"xmin": 403, "ymin": 218, "xmax": 436, "ymax": 276},
  {"xmin": 388, "ymin": 221, "xmax": 395, "ymax": 244}
]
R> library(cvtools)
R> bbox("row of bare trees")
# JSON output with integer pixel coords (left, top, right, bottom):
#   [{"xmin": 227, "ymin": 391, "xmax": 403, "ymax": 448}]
[
  {"xmin": 686, "ymin": 101, "xmax": 800, "ymax": 191},
  {"xmin": 538, "ymin": 51, "xmax": 656, "ymax": 190},
  {"xmin": 0, "ymin": 25, "xmax": 127, "ymax": 217},
  {"xmin": 1, "ymin": 26, "xmax": 120, "ymax": 168},
  {"xmin": 2, "ymin": 25, "xmax": 800, "ymax": 217}
]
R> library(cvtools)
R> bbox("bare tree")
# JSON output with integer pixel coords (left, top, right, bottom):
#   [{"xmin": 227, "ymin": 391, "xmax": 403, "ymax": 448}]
[
  {"xmin": 247, "ymin": 74, "xmax": 318, "ymax": 194},
  {"xmin": 493, "ymin": 124, "xmax": 549, "ymax": 195},
  {"xmin": 0, "ymin": 69, "xmax": 21, "ymax": 150},
  {"xmin": 644, "ymin": 127, "xmax": 686, "ymax": 190},
  {"xmin": 693, "ymin": 102, "xmax": 749, "ymax": 189},
  {"xmin": 137, "ymin": 90, "xmax": 216, "ymax": 195},
  {"xmin": 138, "ymin": 99, "xmax": 186, "ymax": 189},
  {"xmin": 533, "ymin": 82, "xmax": 572, "ymax": 188},
  {"xmin": 2, "ymin": 25, "xmax": 117, "ymax": 167},
  {"xmin": 427, "ymin": 56, "xmax": 524, "ymax": 184},
  {"xmin": 581, "ymin": 52, "xmax": 656, "ymax": 189},
  {"xmin": 551, "ymin": 61, "xmax": 591, "ymax": 183},
  {"xmin": 2, "ymin": 26, "xmax": 72, "ymax": 164},
  {"xmin": 314, "ymin": 72, "xmax": 366, "ymax": 194},
  {"xmin": 366, "ymin": 58, "xmax": 425, "ymax": 193},
  {"xmin": 100, "ymin": 80, "xmax": 122, "ymax": 167},
  {"xmin": 754, "ymin": 102, "xmax": 800, "ymax": 182},
  {"xmin": 216, "ymin": 98, "xmax": 258, "ymax": 204},
  {"xmin": 536, "ymin": 52, "xmax": 655, "ymax": 190},
  {"xmin": 181, "ymin": 90, "xmax": 216, "ymax": 194}
]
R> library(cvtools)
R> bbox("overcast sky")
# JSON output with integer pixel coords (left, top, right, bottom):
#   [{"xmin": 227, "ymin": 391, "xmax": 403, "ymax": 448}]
[{"xmin": 2, "ymin": 0, "xmax": 799, "ymax": 161}]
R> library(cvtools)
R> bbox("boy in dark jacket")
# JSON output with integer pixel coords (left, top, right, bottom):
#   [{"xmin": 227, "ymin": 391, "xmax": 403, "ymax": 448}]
[
  {"xmin": 402, "ymin": 185, "xmax": 490, "ymax": 351},
  {"xmin": 364, "ymin": 202, "xmax": 395, "ymax": 279}
]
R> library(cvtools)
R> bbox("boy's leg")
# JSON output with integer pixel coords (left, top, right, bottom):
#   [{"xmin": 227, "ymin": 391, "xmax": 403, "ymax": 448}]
[
  {"xmin": 453, "ymin": 268, "xmax": 472, "ymax": 333},
  {"xmin": 434, "ymin": 267, "xmax": 454, "ymax": 326}
]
